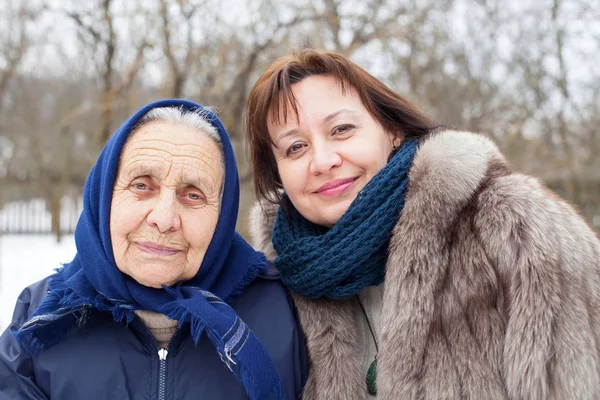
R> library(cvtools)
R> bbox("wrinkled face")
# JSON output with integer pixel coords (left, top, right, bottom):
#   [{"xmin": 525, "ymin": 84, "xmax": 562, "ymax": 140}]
[
  {"xmin": 268, "ymin": 75, "xmax": 397, "ymax": 227},
  {"xmin": 110, "ymin": 121, "xmax": 223, "ymax": 288}
]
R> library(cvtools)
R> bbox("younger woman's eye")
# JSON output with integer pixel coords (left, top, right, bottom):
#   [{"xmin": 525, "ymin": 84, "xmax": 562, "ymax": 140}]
[
  {"xmin": 285, "ymin": 142, "xmax": 306, "ymax": 157},
  {"xmin": 332, "ymin": 124, "xmax": 355, "ymax": 136}
]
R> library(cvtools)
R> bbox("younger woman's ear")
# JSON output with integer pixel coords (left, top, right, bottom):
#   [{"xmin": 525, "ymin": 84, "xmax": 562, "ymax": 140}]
[
  {"xmin": 391, "ymin": 135, "xmax": 402, "ymax": 150},
  {"xmin": 388, "ymin": 135, "xmax": 403, "ymax": 162}
]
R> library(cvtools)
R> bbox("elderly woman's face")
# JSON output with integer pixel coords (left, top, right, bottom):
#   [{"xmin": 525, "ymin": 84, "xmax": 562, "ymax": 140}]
[{"xmin": 110, "ymin": 121, "xmax": 223, "ymax": 288}]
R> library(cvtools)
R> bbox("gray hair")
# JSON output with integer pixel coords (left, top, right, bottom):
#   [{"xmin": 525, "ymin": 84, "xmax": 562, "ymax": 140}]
[
  {"xmin": 131, "ymin": 106, "xmax": 226, "ymax": 202},
  {"xmin": 137, "ymin": 106, "xmax": 222, "ymax": 146}
]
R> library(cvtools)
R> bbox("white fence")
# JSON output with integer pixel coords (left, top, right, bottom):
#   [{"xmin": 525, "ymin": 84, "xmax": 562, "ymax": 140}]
[{"xmin": 0, "ymin": 197, "xmax": 82, "ymax": 235}]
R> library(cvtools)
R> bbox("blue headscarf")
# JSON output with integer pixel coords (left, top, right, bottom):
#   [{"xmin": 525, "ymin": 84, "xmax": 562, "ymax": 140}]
[{"xmin": 15, "ymin": 99, "xmax": 283, "ymax": 399}]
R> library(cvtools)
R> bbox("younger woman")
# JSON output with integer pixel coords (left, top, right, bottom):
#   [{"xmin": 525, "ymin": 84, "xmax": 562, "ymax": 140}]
[{"xmin": 246, "ymin": 49, "xmax": 600, "ymax": 399}]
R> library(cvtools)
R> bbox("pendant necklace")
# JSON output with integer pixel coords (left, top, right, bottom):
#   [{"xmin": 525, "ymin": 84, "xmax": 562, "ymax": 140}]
[{"xmin": 358, "ymin": 296, "xmax": 379, "ymax": 396}]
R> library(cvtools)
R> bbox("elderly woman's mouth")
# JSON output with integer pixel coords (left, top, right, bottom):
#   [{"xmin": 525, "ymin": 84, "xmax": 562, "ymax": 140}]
[{"xmin": 135, "ymin": 242, "xmax": 181, "ymax": 256}]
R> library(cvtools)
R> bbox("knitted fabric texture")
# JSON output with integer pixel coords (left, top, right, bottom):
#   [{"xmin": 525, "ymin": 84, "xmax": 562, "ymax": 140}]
[
  {"xmin": 135, "ymin": 310, "xmax": 178, "ymax": 347},
  {"xmin": 272, "ymin": 139, "xmax": 419, "ymax": 299},
  {"xmin": 14, "ymin": 99, "xmax": 283, "ymax": 400}
]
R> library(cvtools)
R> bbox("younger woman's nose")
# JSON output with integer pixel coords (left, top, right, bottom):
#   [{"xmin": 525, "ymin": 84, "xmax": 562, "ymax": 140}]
[{"xmin": 309, "ymin": 144, "xmax": 342, "ymax": 175}]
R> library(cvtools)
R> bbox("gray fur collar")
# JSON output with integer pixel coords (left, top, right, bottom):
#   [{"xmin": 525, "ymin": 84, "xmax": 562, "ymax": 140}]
[{"xmin": 249, "ymin": 130, "xmax": 600, "ymax": 399}]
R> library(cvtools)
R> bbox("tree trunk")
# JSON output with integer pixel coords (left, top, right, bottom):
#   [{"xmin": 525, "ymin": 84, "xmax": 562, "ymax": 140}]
[{"xmin": 50, "ymin": 193, "xmax": 62, "ymax": 242}]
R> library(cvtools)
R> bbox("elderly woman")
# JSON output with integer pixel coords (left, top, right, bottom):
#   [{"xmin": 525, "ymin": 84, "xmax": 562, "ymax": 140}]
[
  {"xmin": 0, "ymin": 99, "xmax": 306, "ymax": 399},
  {"xmin": 245, "ymin": 49, "xmax": 600, "ymax": 399}
]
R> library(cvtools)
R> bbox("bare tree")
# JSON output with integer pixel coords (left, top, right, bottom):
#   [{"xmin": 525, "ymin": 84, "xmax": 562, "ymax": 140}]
[
  {"xmin": 1, "ymin": 0, "xmax": 597, "ymax": 239},
  {"xmin": 3, "ymin": 73, "xmax": 96, "ymax": 240},
  {"xmin": 66, "ymin": 0, "xmax": 149, "ymax": 145},
  {"xmin": 0, "ymin": 0, "xmax": 42, "ymax": 114},
  {"xmin": 158, "ymin": 0, "xmax": 199, "ymax": 98}
]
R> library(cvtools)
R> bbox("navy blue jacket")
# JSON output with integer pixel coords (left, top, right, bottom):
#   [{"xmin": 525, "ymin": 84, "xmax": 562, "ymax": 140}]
[{"xmin": 0, "ymin": 276, "xmax": 307, "ymax": 399}]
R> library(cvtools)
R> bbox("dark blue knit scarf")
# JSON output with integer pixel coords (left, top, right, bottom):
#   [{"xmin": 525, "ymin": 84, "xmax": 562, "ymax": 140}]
[
  {"xmin": 272, "ymin": 139, "xmax": 419, "ymax": 300},
  {"xmin": 14, "ymin": 99, "xmax": 283, "ymax": 400}
]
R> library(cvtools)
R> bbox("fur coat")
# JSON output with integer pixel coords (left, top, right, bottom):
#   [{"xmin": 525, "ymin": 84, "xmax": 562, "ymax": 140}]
[{"xmin": 249, "ymin": 130, "xmax": 600, "ymax": 400}]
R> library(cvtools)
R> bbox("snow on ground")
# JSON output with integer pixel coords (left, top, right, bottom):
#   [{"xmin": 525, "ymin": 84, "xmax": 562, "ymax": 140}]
[{"xmin": 0, "ymin": 234, "xmax": 76, "ymax": 331}]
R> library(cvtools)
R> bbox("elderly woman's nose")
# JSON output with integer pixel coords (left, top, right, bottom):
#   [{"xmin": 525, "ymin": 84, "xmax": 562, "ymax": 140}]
[
  {"xmin": 309, "ymin": 144, "xmax": 342, "ymax": 175},
  {"xmin": 146, "ymin": 192, "xmax": 181, "ymax": 232}
]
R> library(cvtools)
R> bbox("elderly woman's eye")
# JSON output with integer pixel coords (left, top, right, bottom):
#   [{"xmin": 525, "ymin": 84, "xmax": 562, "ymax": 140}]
[
  {"xmin": 131, "ymin": 182, "xmax": 148, "ymax": 191},
  {"xmin": 188, "ymin": 192, "xmax": 201, "ymax": 201},
  {"xmin": 184, "ymin": 189, "xmax": 205, "ymax": 202}
]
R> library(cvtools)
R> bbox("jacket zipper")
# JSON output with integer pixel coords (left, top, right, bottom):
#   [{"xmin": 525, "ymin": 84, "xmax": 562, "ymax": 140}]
[
  {"xmin": 158, "ymin": 348, "xmax": 168, "ymax": 400},
  {"xmin": 132, "ymin": 316, "xmax": 182, "ymax": 400}
]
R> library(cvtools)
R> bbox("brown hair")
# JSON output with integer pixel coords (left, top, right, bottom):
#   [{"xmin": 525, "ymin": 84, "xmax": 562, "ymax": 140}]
[{"xmin": 245, "ymin": 48, "xmax": 441, "ymax": 204}]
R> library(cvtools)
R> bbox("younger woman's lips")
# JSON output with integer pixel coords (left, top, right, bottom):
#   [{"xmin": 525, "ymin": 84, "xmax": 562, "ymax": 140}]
[
  {"xmin": 315, "ymin": 177, "xmax": 357, "ymax": 196},
  {"xmin": 135, "ymin": 242, "xmax": 180, "ymax": 256}
]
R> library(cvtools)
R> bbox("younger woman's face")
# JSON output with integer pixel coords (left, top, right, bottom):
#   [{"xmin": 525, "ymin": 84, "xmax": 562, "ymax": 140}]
[{"xmin": 268, "ymin": 75, "xmax": 397, "ymax": 227}]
